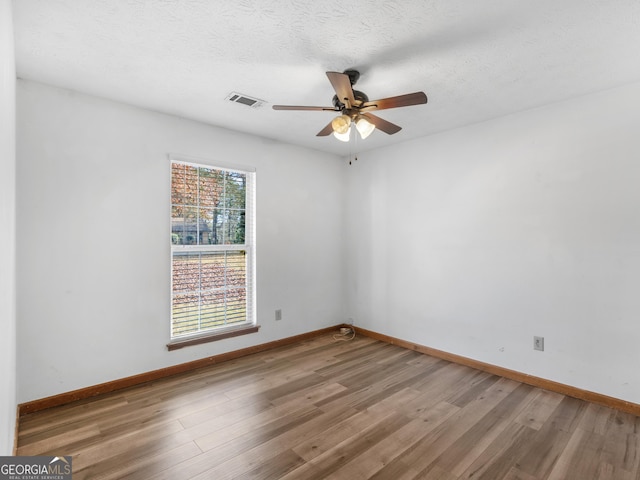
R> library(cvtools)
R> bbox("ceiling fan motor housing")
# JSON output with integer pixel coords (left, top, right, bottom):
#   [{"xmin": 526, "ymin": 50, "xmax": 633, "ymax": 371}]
[{"xmin": 332, "ymin": 90, "xmax": 369, "ymax": 111}]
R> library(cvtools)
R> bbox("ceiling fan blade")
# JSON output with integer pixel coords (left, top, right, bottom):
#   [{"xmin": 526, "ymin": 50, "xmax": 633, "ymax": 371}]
[
  {"xmin": 361, "ymin": 113, "xmax": 402, "ymax": 135},
  {"xmin": 272, "ymin": 105, "xmax": 336, "ymax": 111},
  {"xmin": 316, "ymin": 121, "xmax": 334, "ymax": 137},
  {"xmin": 361, "ymin": 92, "xmax": 427, "ymax": 112},
  {"xmin": 326, "ymin": 71, "xmax": 356, "ymax": 107}
]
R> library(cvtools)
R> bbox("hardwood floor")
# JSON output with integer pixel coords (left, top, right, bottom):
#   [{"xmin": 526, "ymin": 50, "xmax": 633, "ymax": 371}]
[{"xmin": 17, "ymin": 332, "xmax": 640, "ymax": 479}]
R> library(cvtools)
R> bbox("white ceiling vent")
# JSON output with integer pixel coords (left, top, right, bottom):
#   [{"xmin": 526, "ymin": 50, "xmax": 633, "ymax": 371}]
[{"xmin": 226, "ymin": 92, "xmax": 265, "ymax": 108}]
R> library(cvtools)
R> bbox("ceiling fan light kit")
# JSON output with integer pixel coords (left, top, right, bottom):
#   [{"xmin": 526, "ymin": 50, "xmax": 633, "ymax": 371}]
[{"xmin": 272, "ymin": 70, "xmax": 428, "ymax": 142}]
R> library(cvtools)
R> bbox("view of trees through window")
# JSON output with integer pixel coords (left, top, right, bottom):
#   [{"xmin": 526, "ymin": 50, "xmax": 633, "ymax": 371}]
[
  {"xmin": 171, "ymin": 162, "xmax": 252, "ymax": 337},
  {"xmin": 171, "ymin": 163, "xmax": 246, "ymax": 246}
]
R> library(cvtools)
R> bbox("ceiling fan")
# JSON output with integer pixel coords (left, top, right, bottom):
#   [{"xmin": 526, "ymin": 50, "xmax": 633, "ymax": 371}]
[{"xmin": 272, "ymin": 69, "xmax": 428, "ymax": 142}]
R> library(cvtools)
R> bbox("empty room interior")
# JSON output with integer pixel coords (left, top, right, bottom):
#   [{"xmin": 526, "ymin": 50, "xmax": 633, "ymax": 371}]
[{"xmin": 2, "ymin": 1, "xmax": 640, "ymax": 478}]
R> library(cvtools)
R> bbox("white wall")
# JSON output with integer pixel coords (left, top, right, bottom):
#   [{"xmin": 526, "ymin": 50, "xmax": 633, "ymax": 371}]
[
  {"xmin": 346, "ymin": 81, "xmax": 640, "ymax": 404},
  {"xmin": 0, "ymin": 0, "xmax": 17, "ymax": 455},
  {"xmin": 16, "ymin": 80, "xmax": 346, "ymax": 403}
]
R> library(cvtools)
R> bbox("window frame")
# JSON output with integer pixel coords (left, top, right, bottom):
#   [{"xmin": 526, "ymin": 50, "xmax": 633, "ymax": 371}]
[{"xmin": 167, "ymin": 155, "xmax": 257, "ymax": 350}]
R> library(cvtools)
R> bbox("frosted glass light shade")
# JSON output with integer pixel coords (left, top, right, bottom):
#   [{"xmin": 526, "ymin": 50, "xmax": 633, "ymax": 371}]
[
  {"xmin": 333, "ymin": 127, "xmax": 351, "ymax": 142},
  {"xmin": 331, "ymin": 114, "xmax": 351, "ymax": 134},
  {"xmin": 356, "ymin": 116, "xmax": 375, "ymax": 139}
]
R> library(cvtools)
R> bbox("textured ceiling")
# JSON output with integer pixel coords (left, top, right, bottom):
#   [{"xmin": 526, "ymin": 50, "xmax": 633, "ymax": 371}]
[{"xmin": 12, "ymin": 0, "xmax": 640, "ymax": 156}]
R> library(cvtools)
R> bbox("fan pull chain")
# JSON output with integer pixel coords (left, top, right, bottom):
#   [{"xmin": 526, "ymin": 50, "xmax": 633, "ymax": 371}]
[{"xmin": 348, "ymin": 126, "xmax": 358, "ymax": 165}]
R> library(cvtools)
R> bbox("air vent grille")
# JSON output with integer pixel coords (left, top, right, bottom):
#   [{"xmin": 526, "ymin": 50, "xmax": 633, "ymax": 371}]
[{"xmin": 226, "ymin": 92, "xmax": 265, "ymax": 108}]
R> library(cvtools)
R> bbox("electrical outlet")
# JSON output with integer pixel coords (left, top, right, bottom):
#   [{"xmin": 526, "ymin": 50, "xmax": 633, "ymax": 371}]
[
  {"xmin": 275, "ymin": 309, "xmax": 282, "ymax": 321},
  {"xmin": 534, "ymin": 336, "xmax": 544, "ymax": 351}
]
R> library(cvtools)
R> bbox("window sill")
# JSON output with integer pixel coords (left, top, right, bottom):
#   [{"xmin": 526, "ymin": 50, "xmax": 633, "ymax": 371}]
[{"xmin": 167, "ymin": 324, "xmax": 260, "ymax": 351}]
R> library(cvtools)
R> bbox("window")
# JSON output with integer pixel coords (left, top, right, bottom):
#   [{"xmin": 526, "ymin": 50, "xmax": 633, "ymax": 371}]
[{"xmin": 170, "ymin": 158, "xmax": 255, "ymax": 345}]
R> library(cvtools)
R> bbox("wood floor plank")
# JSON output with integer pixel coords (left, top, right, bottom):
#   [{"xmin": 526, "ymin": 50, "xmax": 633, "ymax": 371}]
[
  {"xmin": 195, "ymin": 402, "xmax": 319, "ymax": 453},
  {"xmin": 198, "ymin": 403, "xmax": 322, "ymax": 458},
  {"xmin": 366, "ymin": 386, "xmax": 424, "ymax": 414},
  {"xmin": 368, "ymin": 379, "xmax": 523, "ymax": 478},
  {"xmin": 330, "ymin": 417, "xmax": 449, "ymax": 480},
  {"xmin": 146, "ymin": 407, "xmax": 323, "ymax": 480},
  {"xmin": 69, "ymin": 419, "xmax": 186, "ymax": 471},
  {"xmin": 349, "ymin": 365, "xmax": 445, "ymax": 412},
  {"xmin": 279, "ymin": 411, "xmax": 413, "ymax": 480},
  {"xmin": 399, "ymin": 362, "xmax": 491, "ymax": 417},
  {"xmin": 177, "ymin": 390, "xmax": 271, "ymax": 430},
  {"xmin": 16, "ymin": 332, "xmax": 640, "ymax": 480},
  {"xmin": 432, "ymin": 384, "xmax": 539, "ymax": 477},
  {"xmin": 502, "ymin": 466, "xmax": 540, "ymax": 480},
  {"xmin": 221, "ymin": 369, "xmax": 315, "ymax": 400},
  {"xmin": 447, "ymin": 371, "xmax": 499, "ymax": 408},
  {"xmin": 514, "ymin": 389, "xmax": 565, "ymax": 431},
  {"xmin": 94, "ymin": 393, "xmax": 230, "ymax": 438},
  {"xmin": 73, "ymin": 441, "xmax": 202, "ymax": 480},
  {"xmin": 599, "ymin": 430, "xmax": 640, "ymax": 477},
  {"xmin": 18, "ymin": 394, "xmax": 129, "ymax": 437},
  {"xmin": 154, "ymin": 402, "xmax": 359, "ymax": 480},
  {"xmin": 549, "ymin": 395, "xmax": 589, "ymax": 433},
  {"xmin": 241, "ymin": 448, "xmax": 306, "ymax": 480},
  {"xmin": 547, "ymin": 426, "xmax": 606, "ymax": 480},
  {"xmin": 413, "ymin": 465, "xmax": 458, "ymax": 480},
  {"xmin": 271, "ymin": 381, "xmax": 348, "ymax": 407},
  {"xmin": 17, "ymin": 423, "xmax": 102, "ymax": 456},
  {"xmin": 291, "ymin": 402, "xmax": 399, "ymax": 462},
  {"xmin": 457, "ymin": 421, "xmax": 538, "ymax": 480},
  {"xmin": 185, "ymin": 413, "xmax": 342, "ymax": 479},
  {"xmin": 512, "ymin": 396, "xmax": 588, "ymax": 478}
]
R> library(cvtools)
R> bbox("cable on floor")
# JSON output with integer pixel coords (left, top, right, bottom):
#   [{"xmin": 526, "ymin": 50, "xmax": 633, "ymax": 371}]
[{"xmin": 333, "ymin": 326, "xmax": 356, "ymax": 341}]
